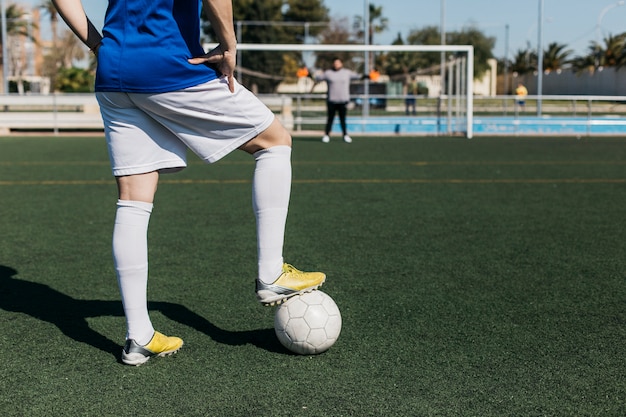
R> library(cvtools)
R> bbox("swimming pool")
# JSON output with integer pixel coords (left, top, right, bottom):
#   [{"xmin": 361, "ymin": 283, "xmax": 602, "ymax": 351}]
[{"xmin": 336, "ymin": 116, "xmax": 626, "ymax": 136}]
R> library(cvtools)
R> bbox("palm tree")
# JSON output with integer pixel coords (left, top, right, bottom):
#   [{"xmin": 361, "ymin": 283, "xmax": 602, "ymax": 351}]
[
  {"xmin": 59, "ymin": 29, "xmax": 86, "ymax": 68},
  {"xmin": 353, "ymin": 4, "xmax": 388, "ymax": 71},
  {"xmin": 353, "ymin": 3, "xmax": 389, "ymax": 45},
  {"xmin": 2, "ymin": 4, "xmax": 31, "ymax": 36},
  {"xmin": 599, "ymin": 33, "xmax": 626, "ymax": 67},
  {"xmin": 571, "ymin": 47, "xmax": 597, "ymax": 74},
  {"xmin": 1, "ymin": 3, "xmax": 39, "ymax": 92},
  {"xmin": 39, "ymin": 1, "xmax": 58, "ymax": 56},
  {"xmin": 571, "ymin": 33, "xmax": 626, "ymax": 73},
  {"xmin": 542, "ymin": 42, "xmax": 572, "ymax": 72},
  {"xmin": 510, "ymin": 46, "xmax": 537, "ymax": 75}
]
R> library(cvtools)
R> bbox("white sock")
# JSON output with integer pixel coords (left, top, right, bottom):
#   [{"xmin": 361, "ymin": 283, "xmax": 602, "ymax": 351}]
[
  {"xmin": 253, "ymin": 146, "xmax": 292, "ymax": 284},
  {"xmin": 113, "ymin": 199, "xmax": 154, "ymax": 345}
]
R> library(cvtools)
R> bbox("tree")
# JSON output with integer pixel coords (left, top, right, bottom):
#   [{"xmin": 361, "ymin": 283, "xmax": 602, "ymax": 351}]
[
  {"xmin": 55, "ymin": 66, "xmax": 93, "ymax": 92},
  {"xmin": 542, "ymin": 42, "xmax": 571, "ymax": 72},
  {"xmin": 510, "ymin": 45, "xmax": 537, "ymax": 75},
  {"xmin": 447, "ymin": 26, "xmax": 495, "ymax": 78},
  {"xmin": 591, "ymin": 33, "xmax": 626, "ymax": 68},
  {"xmin": 570, "ymin": 48, "xmax": 596, "ymax": 74},
  {"xmin": 58, "ymin": 30, "xmax": 87, "ymax": 69},
  {"xmin": 282, "ymin": 0, "xmax": 330, "ymax": 78},
  {"xmin": 315, "ymin": 17, "xmax": 358, "ymax": 70},
  {"xmin": 571, "ymin": 33, "xmax": 626, "ymax": 73},
  {"xmin": 352, "ymin": 3, "xmax": 388, "ymax": 45},
  {"xmin": 283, "ymin": 0, "xmax": 329, "ymax": 41},
  {"xmin": 39, "ymin": 1, "xmax": 58, "ymax": 55},
  {"xmin": 202, "ymin": 0, "xmax": 329, "ymax": 92},
  {"xmin": 380, "ymin": 33, "xmax": 420, "ymax": 81},
  {"xmin": 2, "ymin": 3, "xmax": 38, "ymax": 92},
  {"xmin": 353, "ymin": 3, "xmax": 388, "ymax": 71},
  {"xmin": 402, "ymin": 25, "xmax": 495, "ymax": 79}
]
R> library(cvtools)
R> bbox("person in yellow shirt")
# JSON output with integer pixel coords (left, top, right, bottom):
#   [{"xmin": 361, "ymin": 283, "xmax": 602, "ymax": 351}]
[{"xmin": 515, "ymin": 82, "xmax": 528, "ymax": 112}]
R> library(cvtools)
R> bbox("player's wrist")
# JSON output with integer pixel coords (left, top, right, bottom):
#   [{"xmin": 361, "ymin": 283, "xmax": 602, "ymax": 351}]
[{"xmin": 89, "ymin": 42, "xmax": 102, "ymax": 54}]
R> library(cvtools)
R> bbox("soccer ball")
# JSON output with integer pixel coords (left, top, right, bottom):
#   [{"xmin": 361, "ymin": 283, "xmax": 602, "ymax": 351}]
[{"xmin": 274, "ymin": 291, "xmax": 342, "ymax": 355}]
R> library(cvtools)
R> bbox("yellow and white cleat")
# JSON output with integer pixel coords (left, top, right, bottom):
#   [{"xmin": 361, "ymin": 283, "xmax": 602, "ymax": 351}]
[
  {"xmin": 121, "ymin": 331, "xmax": 183, "ymax": 366},
  {"xmin": 256, "ymin": 263, "xmax": 326, "ymax": 306}
]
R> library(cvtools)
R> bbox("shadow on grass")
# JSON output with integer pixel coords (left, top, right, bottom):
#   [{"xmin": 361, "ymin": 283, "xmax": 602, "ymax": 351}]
[{"xmin": 0, "ymin": 265, "xmax": 282, "ymax": 361}]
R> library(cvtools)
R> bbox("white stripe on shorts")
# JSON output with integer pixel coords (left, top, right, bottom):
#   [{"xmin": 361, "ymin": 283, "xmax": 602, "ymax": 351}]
[{"xmin": 96, "ymin": 78, "xmax": 275, "ymax": 176}]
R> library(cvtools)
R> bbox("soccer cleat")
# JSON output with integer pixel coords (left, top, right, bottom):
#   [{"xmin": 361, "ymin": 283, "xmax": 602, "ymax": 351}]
[
  {"xmin": 343, "ymin": 135, "xmax": 353, "ymax": 143},
  {"xmin": 121, "ymin": 331, "xmax": 183, "ymax": 366},
  {"xmin": 256, "ymin": 263, "xmax": 326, "ymax": 306},
  {"xmin": 322, "ymin": 135, "xmax": 330, "ymax": 143}
]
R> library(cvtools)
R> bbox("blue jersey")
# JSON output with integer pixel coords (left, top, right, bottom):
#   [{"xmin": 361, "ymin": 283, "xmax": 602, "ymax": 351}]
[{"xmin": 96, "ymin": 0, "xmax": 218, "ymax": 93}]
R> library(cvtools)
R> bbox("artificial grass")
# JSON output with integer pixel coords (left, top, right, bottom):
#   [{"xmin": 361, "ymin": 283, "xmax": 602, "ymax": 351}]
[{"xmin": 0, "ymin": 135, "xmax": 624, "ymax": 416}]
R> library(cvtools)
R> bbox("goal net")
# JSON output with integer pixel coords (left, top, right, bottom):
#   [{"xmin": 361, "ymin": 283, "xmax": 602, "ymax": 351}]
[{"xmin": 228, "ymin": 43, "xmax": 475, "ymax": 138}]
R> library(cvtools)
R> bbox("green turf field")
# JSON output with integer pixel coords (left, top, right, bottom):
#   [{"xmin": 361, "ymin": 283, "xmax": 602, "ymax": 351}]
[{"xmin": 0, "ymin": 135, "xmax": 624, "ymax": 416}]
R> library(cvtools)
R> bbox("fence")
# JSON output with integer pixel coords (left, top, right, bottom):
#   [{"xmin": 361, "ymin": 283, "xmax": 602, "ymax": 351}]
[{"xmin": 1, "ymin": 93, "xmax": 625, "ymax": 136}]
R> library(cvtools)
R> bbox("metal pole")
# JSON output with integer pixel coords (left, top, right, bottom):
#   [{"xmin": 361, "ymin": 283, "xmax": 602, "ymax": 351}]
[
  {"xmin": 440, "ymin": 0, "xmax": 445, "ymax": 97},
  {"xmin": 303, "ymin": 21, "xmax": 309, "ymax": 65},
  {"xmin": 1, "ymin": 0, "xmax": 8, "ymax": 94},
  {"xmin": 363, "ymin": 0, "xmax": 370, "ymax": 121},
  {"xmin": 504, "ymin": 24, "xmax": 510, "ymax": 115},
  {"xmin": 438, "ymin": 0, "xmax": 446, "ymax": 135},
  {"xmin": 466, "ymin": 47, "xmax": 474, "ymax": 139},
  {"xmin": 537, "ymin": 0, "xmax": 544, "ymax": 116},
  {"xmin": 447, "ymin": 57, "xmax": 452, "ymax": 134}
]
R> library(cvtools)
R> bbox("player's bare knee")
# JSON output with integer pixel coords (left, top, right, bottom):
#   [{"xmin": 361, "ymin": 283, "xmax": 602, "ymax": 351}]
[
  {"xmin": 272, "ymin": 126, "xmax": 292, "ymax": 147},
  {"xmin": 260, "ymin": 119, "xmax": 292, "ymax": 147},
  {"xmin": 241, "ymin": 120, "xmax": 291, "ymax": 153}
]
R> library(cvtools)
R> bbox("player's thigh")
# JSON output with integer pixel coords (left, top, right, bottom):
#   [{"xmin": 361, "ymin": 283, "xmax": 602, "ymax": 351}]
[
  {"xmin": 97, "ymin": 92, "xmax": 187, "ymax": 177},
  {"xmin": 130, "ymin": 79, "xmax": 277, "ymax": 162},
  {"xmin": 116, "ymin": 171, "xmax": 159, "ymax": 203}
]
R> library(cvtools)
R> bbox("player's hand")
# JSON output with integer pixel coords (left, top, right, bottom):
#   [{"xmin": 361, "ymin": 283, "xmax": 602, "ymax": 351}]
[{"xmin": 188, "ymin": 44, "xmax": 236, "ymax": 93}]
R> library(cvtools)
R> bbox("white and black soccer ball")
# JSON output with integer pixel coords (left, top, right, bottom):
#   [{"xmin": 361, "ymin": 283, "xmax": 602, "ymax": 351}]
[{"xmin": 274, "ymin": 291, "xmax": 342, "ymax": 355}]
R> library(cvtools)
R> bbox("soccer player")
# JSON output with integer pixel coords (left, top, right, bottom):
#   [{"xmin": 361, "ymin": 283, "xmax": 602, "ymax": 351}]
[
  {"xmin": 314, "ymin": 58, "xmax": 364, "ymax": 144},
  {"xmin": 51, "ymin": 0, "xmax": 326, "ymax": 365}
]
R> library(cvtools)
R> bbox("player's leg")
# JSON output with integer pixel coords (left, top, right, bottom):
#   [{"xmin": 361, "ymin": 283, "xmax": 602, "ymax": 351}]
[
  {"xmin": 114, "ymin": 172, "xmax": 157, "ymax": 345},
  {"xmin": 113, "ymin": 173, "xmax": 181, "ymax": 365},
  {"xmin": 338, "ymin": 103, "xmax": 352, "ymax": 143},
  {"xmin": 241, "ymin": 120, "xmax": 326, "ymax": 306},
  {"xmin": 323, "ymin": 101, "xmax": 337, "ymax": 142},
  {"xmin": 97, "ymin": 91, "xmax": 185, "ymax": 365},
  {"xmin": 129, "ymin": 80, "xmax": 325, "ymax": 307}
]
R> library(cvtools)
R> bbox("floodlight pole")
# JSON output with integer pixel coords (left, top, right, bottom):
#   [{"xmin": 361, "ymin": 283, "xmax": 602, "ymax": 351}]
[
  {"xmin": 502, "ymin": 24, "xmax": 511, "ymax": 115},
  {"xmin": 536, "ymin": 0, "xmax": 544, "ymax": 116},
  {"xmin": 1, "ymin": 0, "xmax": 8, "ymax": 94},
  {"xmin": 440, "ymin": 0, "xmax": 446, "ymax": 97}
]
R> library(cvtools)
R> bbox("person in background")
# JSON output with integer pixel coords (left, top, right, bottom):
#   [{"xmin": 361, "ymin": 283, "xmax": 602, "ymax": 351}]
[
  {"xmin": 314, "ymin": 58, "xmax": 364, "ymax": 144},
  {"xmin": 404, "ymin": 76, "xmax": 418, "ymax": 116},
  {"xmin": 515, "ymin": 82, "xmax": 528, "ymax": 112}
]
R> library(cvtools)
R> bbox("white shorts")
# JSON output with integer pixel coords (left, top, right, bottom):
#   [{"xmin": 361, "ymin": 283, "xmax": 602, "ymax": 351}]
[{"xmin": 96, "ymin": 78, "xmax": 275, "ymax": 176}]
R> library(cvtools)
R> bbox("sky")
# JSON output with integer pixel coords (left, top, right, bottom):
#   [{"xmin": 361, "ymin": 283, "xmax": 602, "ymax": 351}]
[{"xmin": 23, "ymin": 0, "xmax": 626, "ymax": 59}]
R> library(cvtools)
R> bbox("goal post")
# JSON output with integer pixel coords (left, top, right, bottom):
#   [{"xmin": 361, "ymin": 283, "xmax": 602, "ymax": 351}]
[{"xmin": 231, "ymin": 43, "xmax": 475, "ymax": 138}]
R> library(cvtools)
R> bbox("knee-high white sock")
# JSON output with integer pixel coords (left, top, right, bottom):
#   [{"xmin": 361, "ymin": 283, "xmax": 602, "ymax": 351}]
[
  {"xmin": 253, "ymin": 146, "xmax": 292, "ymax": 284},
  {"xmin": 113, "ymin": 199, "xmax": 154, "ymax": 345}
]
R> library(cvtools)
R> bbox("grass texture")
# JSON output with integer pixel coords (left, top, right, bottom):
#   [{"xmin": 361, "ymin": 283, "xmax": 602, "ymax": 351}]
[{"xmin": 0, "ymin": 135, "xmax": 624, "ymax": 416}]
